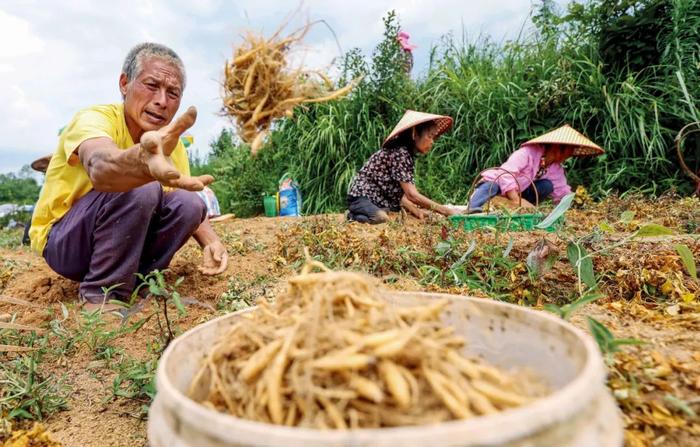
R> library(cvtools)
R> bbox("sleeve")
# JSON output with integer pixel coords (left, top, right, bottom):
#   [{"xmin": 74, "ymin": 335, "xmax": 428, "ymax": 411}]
[
  {"xmin": 60, "ymin": 109, "xmax": 115, "ymax": 166},
  {"xmin": 545, "ymin": 163, "xmax": 572, "ymax": 203},
  {"xmin": 389, "ymin": 149, "xmax": 414, "ymax": 184},
  {"xmin": 494, "ymin": 148, "xmax": 530, "ymax": 193}
]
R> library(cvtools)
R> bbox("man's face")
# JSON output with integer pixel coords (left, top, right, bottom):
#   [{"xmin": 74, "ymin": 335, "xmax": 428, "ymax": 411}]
[{"xmin": 120, "ymin": 57, "xmax": 183, "ymax": 133}]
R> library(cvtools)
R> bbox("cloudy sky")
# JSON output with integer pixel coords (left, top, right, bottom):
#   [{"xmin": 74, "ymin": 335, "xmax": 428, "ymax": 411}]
[{"xmin": 0, "ymin": 0, "xmax": 565, "ymax": 173}]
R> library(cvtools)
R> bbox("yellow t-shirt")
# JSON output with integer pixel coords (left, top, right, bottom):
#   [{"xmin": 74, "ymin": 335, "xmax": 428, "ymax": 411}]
[{"xmin": 29, "ymin": 103, "xmax": 190, "ymax": 253}]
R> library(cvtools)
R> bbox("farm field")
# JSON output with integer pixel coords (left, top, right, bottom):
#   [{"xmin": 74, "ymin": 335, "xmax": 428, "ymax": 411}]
[{"xmin": 1, "ymin": 194, "xmax": 699, "ymax": 447}]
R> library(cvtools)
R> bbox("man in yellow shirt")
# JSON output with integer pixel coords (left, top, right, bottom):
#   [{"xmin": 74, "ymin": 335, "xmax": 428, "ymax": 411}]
[{"xmin": 30, "ymin": 42, "xmax": 228, "ymax": 311}]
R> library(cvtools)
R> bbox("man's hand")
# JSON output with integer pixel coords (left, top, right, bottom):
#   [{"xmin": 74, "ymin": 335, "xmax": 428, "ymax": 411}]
[
  {"xmin": 139, "ymin": 106, "xmax": 214, "ymax": 191},
  {"xmin": 198, "ymin": 240, "xmax": 228, "ymax": 275}
]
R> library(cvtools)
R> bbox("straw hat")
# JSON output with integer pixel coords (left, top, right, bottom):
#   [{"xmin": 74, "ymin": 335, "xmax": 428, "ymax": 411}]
[
  {"xmin": 524, "ymin": 124, "xmax": 604, "ymax": 156},
  {"xmin": 382, "ymin": 110, "xmax": 453, "ymax": 148},
  {"xmin": 30, "ymin": 154, "xmax": 53, "ymax": 173}
]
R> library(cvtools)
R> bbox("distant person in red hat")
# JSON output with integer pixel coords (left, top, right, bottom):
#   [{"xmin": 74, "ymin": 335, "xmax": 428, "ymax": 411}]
[{"xmin": 397, "ymin": 31, "xmax": 416, "ymax": 74}]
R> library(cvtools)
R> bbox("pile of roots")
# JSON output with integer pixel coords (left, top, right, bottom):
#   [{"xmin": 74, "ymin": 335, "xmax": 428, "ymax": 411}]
[
  {"xmin": 222, "ymin": 23, "xmax": 357, "ymax": 154},
  {"xmin": 189, "ymin": 261, "xmax": 546, "ymax": 429}
]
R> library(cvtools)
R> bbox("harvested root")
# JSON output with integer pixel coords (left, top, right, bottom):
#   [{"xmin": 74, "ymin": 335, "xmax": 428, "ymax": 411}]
[
  {"xmin": 189, "ymin": 264, "xmax": 547, "ymax": 428},
  {"xmin": 4, "ymin": 423, "xmax": 62, "ymax": 447},
  {"xmin": 222, "ymin": 21, "xmax": 359, "ymax": 155}
]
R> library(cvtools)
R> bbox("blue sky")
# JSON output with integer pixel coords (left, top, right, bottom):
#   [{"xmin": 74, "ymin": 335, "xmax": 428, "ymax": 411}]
[{"xmin": 0, "ymin": 0, "xmax": 566, "ymax": 174}]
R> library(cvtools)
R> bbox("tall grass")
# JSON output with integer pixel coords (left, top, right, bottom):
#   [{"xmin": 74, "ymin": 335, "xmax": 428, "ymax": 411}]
[{"xmin": 209, "ymin": 1, "xmax": 700, "ymax": 216}]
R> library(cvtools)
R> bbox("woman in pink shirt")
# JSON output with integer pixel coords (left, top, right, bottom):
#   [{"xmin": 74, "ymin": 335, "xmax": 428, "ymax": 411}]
[{"xmin": 469, "ymin": 125, "xmax": 604, "ymax": 212}]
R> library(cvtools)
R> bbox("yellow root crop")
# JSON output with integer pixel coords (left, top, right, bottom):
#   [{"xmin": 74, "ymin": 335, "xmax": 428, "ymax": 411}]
[
  {"xmin": 222, "ymin": 22, "xmax": 359, "ymax": 155},
  {"xmin": 189, "ymin": 264, "xmax": 546, "ymax": 428}
]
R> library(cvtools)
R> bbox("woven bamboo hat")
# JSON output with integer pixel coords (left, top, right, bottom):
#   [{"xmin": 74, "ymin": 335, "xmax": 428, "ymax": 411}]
[
  {"xmin": 30, "ymin": 154, "xmax": 53, "ymax": 173},
  {"xmin": 524, "ymin": 124, "xmax": 604, "ymax": 156},
  {"xmin": 382, "ymin": 110, "xmax": 453, "ymax": 148}
]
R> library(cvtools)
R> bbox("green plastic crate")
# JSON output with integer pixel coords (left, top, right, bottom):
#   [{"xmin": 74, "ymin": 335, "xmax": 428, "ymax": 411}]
[{"xmin": 449, "ymin": 213, "xmax": 563, "ymax": 232}]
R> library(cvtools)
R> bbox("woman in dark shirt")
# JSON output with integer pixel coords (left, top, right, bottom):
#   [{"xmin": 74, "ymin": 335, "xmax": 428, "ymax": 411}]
[{"xmin": 347, "ymin": 110, "xmax": 459, "ymax": 224}]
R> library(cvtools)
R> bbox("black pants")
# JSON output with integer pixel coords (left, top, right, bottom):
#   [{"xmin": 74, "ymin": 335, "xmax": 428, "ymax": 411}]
[{"xmin": 346, "ymin": 196, "xmax": 388, "ymax": 224}]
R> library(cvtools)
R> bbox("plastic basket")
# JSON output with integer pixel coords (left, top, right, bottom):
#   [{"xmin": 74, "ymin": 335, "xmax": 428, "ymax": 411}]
[{"xmin": 449, "ymin": 213, "xmax": 563, "ymax": 232}]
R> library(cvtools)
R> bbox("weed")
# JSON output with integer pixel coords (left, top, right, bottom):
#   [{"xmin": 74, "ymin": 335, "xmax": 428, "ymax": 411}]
[
  {"xmin": 218, "ymin": 275, "xmax": 273, "ymax": 312},
  {"xmin": 586, "ymin": 317, "xmax": 644, "ymax": 360},
  {"xmin": 106, "ymin": 354, "xmax": 158, "ymax": 418},
  {"xmin": 131, "ymin": 270, "xmax": 186, "ymax": 349},
  {"xmin": 0, "ymin": 331, "xmax": 69, "ymax": 431}
]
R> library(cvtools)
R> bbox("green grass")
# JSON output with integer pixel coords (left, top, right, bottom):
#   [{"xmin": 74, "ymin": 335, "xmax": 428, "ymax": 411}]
[
  {"xmin": 0, "ymin": 229, "xmax": 23, "ymax": 249},
  {"xmin": 0, "ymin": 329, "xmax": 69, "ymax": 429}
]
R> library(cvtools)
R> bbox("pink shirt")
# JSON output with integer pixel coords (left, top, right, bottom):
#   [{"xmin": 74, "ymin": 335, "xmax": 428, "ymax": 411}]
[{"xmin": 480, "ymin": 144, "xmax": 572, "ymax": 203}]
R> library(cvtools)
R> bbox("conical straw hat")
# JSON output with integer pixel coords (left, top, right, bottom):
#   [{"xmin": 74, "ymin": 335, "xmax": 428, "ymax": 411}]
[
  {"xmin": 30, "ymin": 154, "xmax": 53, "ymax": 173},
  {"xmin": 382, "ymin": 110, "xmax": 453, "ymax": 148},
  {"xmin": 525, "ymin": 124, "xmax": 604, "ymax": 156}
]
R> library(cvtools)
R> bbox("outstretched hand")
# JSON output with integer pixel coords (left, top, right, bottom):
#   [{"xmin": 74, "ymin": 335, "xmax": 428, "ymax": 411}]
[{"xmin": 139, "ymin": 106, "xmax": 214, "ymax": 191}]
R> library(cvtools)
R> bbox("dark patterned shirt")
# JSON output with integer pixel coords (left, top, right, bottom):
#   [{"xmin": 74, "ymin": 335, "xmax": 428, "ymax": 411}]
[{"xmin": 348, "ymin": 147, "xmax": 415, "ymax": 210}]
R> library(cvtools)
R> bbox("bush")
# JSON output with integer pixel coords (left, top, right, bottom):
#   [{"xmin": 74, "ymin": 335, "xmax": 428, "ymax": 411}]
[{"xmin": 0, "ymin": 167, "xmax": 40, "ymax": 205}]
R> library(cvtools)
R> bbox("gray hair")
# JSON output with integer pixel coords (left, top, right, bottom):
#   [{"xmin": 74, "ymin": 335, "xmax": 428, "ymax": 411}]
[{"xmin": 121, "ymin": 42, "xmax": 186, "ymax": 89}]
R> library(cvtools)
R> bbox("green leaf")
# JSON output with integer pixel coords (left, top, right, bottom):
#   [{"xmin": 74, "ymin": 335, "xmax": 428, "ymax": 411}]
[
  {"xmin": 543, "ymin": 303, "xmax": 564, "ymax": 318},
  {"xmin": 535, "ymin": 192, "xmax": 574, "ymax": 229},
  {"xmin": 597, "ymin": 221, "xmax": 615, "ymax": 233},
  {"xmin": 620, "ymin": 210, "xmax": 636, "ymax": 223},
  {"xmin": 566, "ymin": 242, "xmax": 597, "ymax": 290},
  {"xmin": 664, "ymin": 394, "xmax": 697, "ymax": 418},
  {"xmin": 9, "ymin": 408, "xmax": 33, "ymax": 419},
  {"xmin": 634, "ymin": 224, "xmax": 674, "ymax": 238},
  {"xmin": 435, "ymin": 241, "xmax": 451, "ymax": 257},
  {"xmin": 502, "ymin": 237, "xmax": 514, "ymax": 258},
  {"xmin": 586, "ymin": 317, "xmax": 613, "ymax": 353},
  {"xmin": 172, "ymin": 291, "xmax": 186, "ymax": 315},
  {"xmin": 674, "ymin": 244, "xmax": 697, "ymax": 280},
  {"xmin": 60, "ymin": 302, "xmax": 69, "ymax": 321},
  {"xmin": 561, "ymin": 292, "xmax": 605, "ymax": 320}
]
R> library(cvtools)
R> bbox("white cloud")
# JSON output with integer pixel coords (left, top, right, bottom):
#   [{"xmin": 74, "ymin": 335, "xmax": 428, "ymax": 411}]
[
  {"xmin": 0, "ymin": 0, "xmax": 562, "ymax": 173},
  {"xmin": 0, "ymin": 10, "xmax": 44, "ymax": 59}
]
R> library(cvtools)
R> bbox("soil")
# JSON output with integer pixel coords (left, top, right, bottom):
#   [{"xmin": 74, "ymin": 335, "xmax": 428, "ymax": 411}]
[{"xmin": 1, "ymin": 198, "xmax": 699, "ymax": 447}]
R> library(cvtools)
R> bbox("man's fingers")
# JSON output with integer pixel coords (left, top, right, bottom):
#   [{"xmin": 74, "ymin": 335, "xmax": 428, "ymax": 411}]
[
  {"xmin": 172, "ymin": 176, "xmax": 205, "ymax": 191},
  {"xmin": 194, "ymin": 175, "xmax": 215, "ymax": 187},
  {"xmin": 167, "ymin": 106, "xmax": 197, "ymax": 138},
  {"xmin": 198, "ymin": 265, "xmax": 215, "ymax": 275},
  {"xmin": 215, "ymin": 253, "xmax": 228, "ymax": 274}
]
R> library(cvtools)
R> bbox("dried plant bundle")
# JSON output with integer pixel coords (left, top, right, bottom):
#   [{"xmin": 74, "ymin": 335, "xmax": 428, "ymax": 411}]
[{"xmin": 222, "ymin": 22, "xmax": 358, "ymax": 154}]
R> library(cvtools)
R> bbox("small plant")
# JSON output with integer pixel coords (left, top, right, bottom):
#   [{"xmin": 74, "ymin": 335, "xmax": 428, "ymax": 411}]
[
  {"xmin": 132, "ymin": 270, "xmax": 186, "ymax": 348},
  {"xmin": 586, "ymin": 317, "xmax": 644, "ymax": 359},
  {"xmin": 106, "ymin": 354, "xmax": 158, "ymax": 418},
  {"xmin": 544, "ymin": 291, "xmax": 604, "ymax": 320}
]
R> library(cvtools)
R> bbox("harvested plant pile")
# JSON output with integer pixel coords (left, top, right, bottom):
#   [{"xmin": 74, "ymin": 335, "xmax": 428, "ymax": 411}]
[
  {"xmin": 189, "ymin": 261, "xmax": 546, "ymax": 429},
  {"xmin": 222, "ymin": 23, "xmax": 357, "ymax": 154}
]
